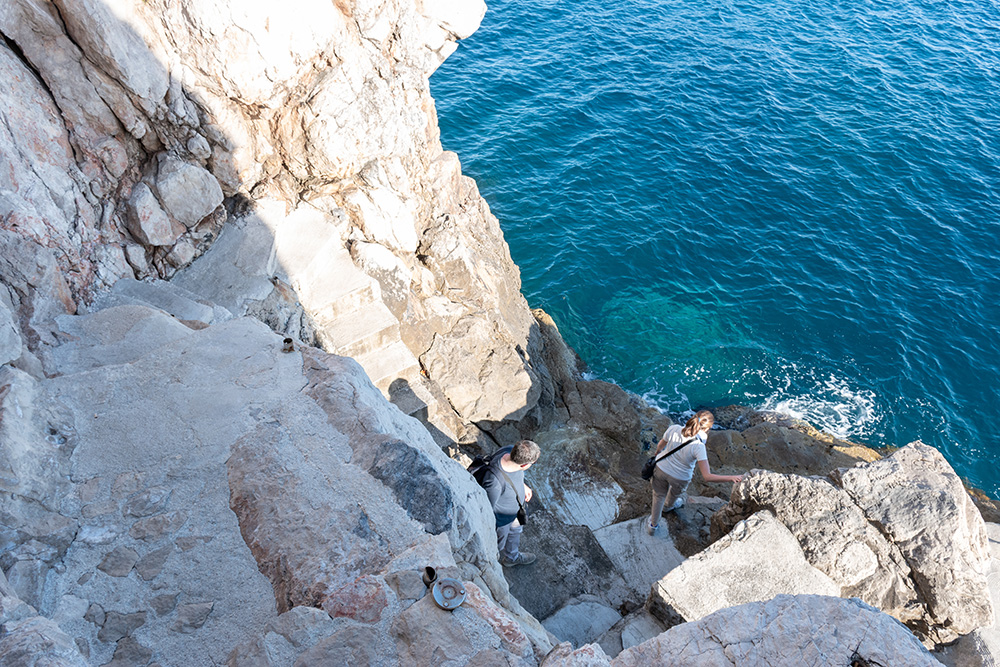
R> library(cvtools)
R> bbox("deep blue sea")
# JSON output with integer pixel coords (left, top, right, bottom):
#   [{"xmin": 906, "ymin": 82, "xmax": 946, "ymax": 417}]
[{"xmin": 430, "ymin": 0, "xmax": 1000, "ymax": 497}]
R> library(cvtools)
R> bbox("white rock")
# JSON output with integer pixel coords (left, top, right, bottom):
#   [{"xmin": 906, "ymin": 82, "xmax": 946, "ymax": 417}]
[
  {"xmin": 127, "ymin": 183, "xmax": 180, "ymax": 247},
  {"xmin": 649, "ymin": 511, "xmax": 841, "ymax": 626},
  {"xmin": 419, "ymin": 0, "xmax": 486, "ymax": 39},
  {"xmin": 154, "ymin": 155, "xmax": 224, "ymax": 228},
  {"xmin": 618, "ymin": 595, "xmax": 943, "ymax": 667},
  {"xmin": 0, "ymin": 301, "xmax": 21, "ymax": 366}
]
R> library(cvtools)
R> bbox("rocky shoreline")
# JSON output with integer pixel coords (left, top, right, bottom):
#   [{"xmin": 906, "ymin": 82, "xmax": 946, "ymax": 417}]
[{"xmin": 0, "ymin": 0, "xmax": 996, "ymax": 665}]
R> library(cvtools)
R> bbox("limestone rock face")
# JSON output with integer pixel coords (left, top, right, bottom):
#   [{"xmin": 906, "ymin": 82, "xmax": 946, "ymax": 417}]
[
  {"xmin": 712, "ymin": 442, "xmax": 994, "ymax": 645},
  {"xmin": 0, "ymin": 300, "xmax": 21, "ymax": 366},
  {"xmin": 0, "ymin": 0, "xmax": 538, "ymax": 443}
]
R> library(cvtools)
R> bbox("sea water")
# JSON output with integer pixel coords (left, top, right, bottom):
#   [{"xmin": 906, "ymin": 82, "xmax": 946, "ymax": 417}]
[{"xmin": 430, "ymin": 0, "xmax": 1000, "ymax": 497}]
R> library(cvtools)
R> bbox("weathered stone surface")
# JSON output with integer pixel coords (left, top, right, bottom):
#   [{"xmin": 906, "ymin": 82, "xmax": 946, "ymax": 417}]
[
  {"xmin": 0, "ymin": 615, "xmax": 89, "ymax": 666},
  {"xmin": 320, "ymin": 575, "xmax": 388, "ymax": 624},
  {"xmin": 649, "ymin": 512, "xmax": 840, "ymax": 627},
  {"xmin": 385, "ymin": 569, "xmax": 428, "ymax": 603},
  {"xmin": 0, "ymin": 367, "xmax": 79, "ymax": 506},
  {"xmin": 540, "ymin": 642, "xmax": 612, "ymax": 667},
  {"xmin": 533, "ymin": 428, "xmax": 624, "ymax": 531},
  {"xmin": 97, "ymin": 546, "xmax": 139, "ymax": 577},
  {"xmin": 172, "ymin": 602, "xmax": 214, "ymax": 634},
  {"xmin": 104, "ymin": 277, "xmax": 223, "ymax": 328},
  {"xmin": 391, "ymin": 595, "xmax": 476, "ymax": 665},
  {"xmin": 369, "ymin": 439, "xmax": 454, "ymax": 535},
  {"xmin": 43, "ymin": 306, "xmax": 192, "ymax": 375},
  {"xmin": 592, "ymin": 517, "xmax": 685, "ymax": 601},
  {"xmin": 267, "ymin": 605, "xmax": 336, "ymax": 649},
  {"xmin": 98, "ymin": 611, "xmax": 147, "ymax": 642},
  {"xmin": 502, "ymin": 508, "xmax": 630, "ymax": 624},
  {"xmin": 935, "ymin": 523, "xmax": 1000, "ymax": 667},
  {"xmin": 0, "ymin": 300, "xmax": 21, "ymax": 366},
  {"xmin": 461, "ymin": 582, "xmax": 534, "ymax": 660},
  {"xmin": 4, "ymin": 559, "xmax": 47, "ymax": 610},
  {"xmin": 617, "ymin": 611, "xmax": 665, "ymax": 652},
  {"xmin": 291, "ymin": 626, "xmax": 379, "ymax": 667},
  {"xmin": 617, "ymin": 595, "xmax": 943, "ymax": 667}
]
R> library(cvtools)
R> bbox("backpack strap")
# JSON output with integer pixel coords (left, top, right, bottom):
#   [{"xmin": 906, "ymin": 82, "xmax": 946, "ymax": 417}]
[
  {"xmin": 652, "ymin": 437, "xmax": 697, "ymax": 465},
  {"xmin": 496, "ymin": 468, "xmax": 525, "ymax": 512}
]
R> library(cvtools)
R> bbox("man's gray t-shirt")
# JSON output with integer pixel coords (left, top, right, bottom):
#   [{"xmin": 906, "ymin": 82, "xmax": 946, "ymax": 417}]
[{"xmin": 481, "ymin": 446, "xmax": 524, "ymax": 526}]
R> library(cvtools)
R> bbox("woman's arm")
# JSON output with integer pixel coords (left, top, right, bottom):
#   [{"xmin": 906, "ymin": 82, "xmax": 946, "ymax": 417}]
[
  {"xmin": 653, "ymin": 438, "xmax": 668, "ymax": 455},
  {"xmin": 696, "ymin": 459, "xmax": 743, "ymax": 484}
]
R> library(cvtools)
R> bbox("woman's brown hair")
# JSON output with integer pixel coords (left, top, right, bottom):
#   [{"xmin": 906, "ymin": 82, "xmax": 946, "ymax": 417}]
[{"xmin": 681, "ymin": 410, "xmax": 715, "ymax": 438}]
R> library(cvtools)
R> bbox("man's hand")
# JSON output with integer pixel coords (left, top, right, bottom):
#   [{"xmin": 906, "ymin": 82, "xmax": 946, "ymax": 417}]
[{"xmin": 524, "ymin": 484, "xmax": 533, "ymax": 502}]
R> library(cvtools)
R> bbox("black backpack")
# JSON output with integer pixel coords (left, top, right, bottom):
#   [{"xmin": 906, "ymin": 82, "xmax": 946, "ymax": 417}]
[{"xmin": 467, "ymin": 452, "xmax": 496, "ymax": 486}]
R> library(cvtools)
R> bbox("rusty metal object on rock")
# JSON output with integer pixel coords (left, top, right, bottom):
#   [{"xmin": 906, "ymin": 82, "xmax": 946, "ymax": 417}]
[{"xmin": 430, "ymin": 578, "xmax": 466, "ymax": 611}]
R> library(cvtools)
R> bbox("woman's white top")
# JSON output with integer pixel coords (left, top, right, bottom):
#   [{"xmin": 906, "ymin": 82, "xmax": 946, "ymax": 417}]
[{"xmin": 655, "ymin": 424, "xmax": 708, "ymax": 481}]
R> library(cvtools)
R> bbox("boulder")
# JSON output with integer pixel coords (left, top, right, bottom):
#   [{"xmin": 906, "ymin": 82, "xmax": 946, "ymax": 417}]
[
  {"xmin": 649, "ymin": 511, "xmax": 840, "ymax": 627},
  {"xmin": 711, "ymin": 470, "xmax": 922, "ymax": 623},
  {"xmin": 126, "ymin": 183, "xmax": 181, "ymax": 247},
  {"xmin": 152, "ymin": 156, "xmax": 224, "ymax": 228},
  {"xmin": 935, "ymin": 524, "xmax": 1000, "ymax": 667},
  {"xmin": 835, "ymin": 442, "xmax": 993, "ymax": 642},
  {"xmin": 618, "ymin": 595, "xmax": 943, "ymax": 666}
]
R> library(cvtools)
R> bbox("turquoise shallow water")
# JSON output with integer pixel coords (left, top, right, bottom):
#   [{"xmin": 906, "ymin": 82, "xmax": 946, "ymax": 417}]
[{"xmin": 430, "ymin": 0, "xmax": 1000, "ymax": 496}]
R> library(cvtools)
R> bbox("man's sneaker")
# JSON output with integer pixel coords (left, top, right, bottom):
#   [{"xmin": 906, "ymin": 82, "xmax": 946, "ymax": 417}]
[
  {"xmin": 501, "ymin": 551, "xmax": 537, "ymax": 567},
  {"xmin": 646, "ymin": 523, "xmax": 658, "ymax": 536}
]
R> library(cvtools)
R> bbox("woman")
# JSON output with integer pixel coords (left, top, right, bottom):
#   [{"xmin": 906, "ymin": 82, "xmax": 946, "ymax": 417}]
[{"xmin": 647, "ymin": 409, "xmax": 743, "ymax": 535}]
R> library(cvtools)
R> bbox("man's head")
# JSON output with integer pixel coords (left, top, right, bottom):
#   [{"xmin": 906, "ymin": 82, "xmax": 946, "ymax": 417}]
[{"xmin": 510, "ymin": 440, "xmax": 541, "ymax": 468}]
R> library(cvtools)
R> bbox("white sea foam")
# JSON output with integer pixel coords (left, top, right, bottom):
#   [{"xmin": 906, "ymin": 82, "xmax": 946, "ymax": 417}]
[{"xmin": 758, "ymin": 373, "xmax": 878, "ymax": 440}]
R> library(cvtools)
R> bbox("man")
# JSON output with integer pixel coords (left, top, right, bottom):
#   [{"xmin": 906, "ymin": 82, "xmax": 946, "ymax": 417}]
[{"xmin": 482, "ymin": 439, "xmax": 540, "ymax": 567}]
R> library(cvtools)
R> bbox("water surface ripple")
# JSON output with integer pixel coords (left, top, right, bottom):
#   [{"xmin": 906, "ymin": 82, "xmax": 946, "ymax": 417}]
[{"xmin": 431, "ymin": 0, "xmax": 1000, "ymax": 496}]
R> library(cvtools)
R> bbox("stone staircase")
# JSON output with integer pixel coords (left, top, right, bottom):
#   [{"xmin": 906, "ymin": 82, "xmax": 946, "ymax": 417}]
[{"xmin": 167, "ymin": 200, "xmax": 450, "ymax": 439}]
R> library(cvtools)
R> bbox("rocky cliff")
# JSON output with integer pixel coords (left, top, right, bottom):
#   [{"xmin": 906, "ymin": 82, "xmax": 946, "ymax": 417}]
[{"xmin": 0, "ymin": 0, "xmax": 997, "ymax": 665}]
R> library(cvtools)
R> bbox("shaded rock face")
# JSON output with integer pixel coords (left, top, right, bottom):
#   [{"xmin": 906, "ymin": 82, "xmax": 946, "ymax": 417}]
[{"xmin": 712, "ymin": 442, "xmax": 994, "ymax": 646}]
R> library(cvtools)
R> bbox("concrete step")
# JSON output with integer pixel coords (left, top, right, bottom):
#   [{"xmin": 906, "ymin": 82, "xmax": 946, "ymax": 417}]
[
  {"xmin": 315, "ymin": 302, "xmax": 400, "ymax": 359},
  {"xmin": 355, "ymin": 341, "xmax": 421, "ymax": 390}
]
